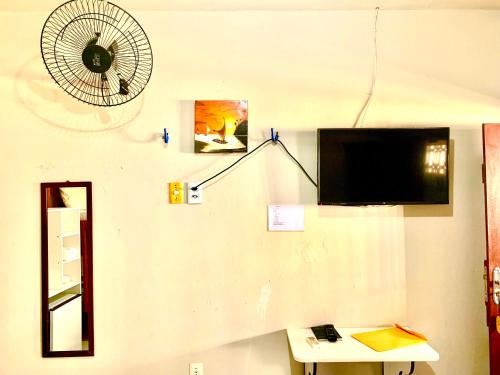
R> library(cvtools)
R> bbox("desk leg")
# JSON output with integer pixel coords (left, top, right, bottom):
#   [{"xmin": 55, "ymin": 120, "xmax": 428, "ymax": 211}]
[
  {"xmin": 398, "ymin": 361, "xmax": 415, "ymax": 375},
  {"xmin": 383, "ymin": 361, "xmax": 416, "ymax": 375},
  {"xmin": 304, "ymin": 362, "xmax": 317, "ymax": 375}
]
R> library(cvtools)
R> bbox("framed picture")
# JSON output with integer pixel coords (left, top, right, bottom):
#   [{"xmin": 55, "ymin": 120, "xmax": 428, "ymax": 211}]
[{"xmin": 194, "ymin": 100, "xmax": 248, "ymax": 153}]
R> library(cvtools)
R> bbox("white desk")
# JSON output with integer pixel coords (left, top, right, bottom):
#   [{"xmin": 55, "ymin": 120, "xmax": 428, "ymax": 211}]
[{"xmin": 287, "ymin": 328, "xmax": 439, "ymax": 374}]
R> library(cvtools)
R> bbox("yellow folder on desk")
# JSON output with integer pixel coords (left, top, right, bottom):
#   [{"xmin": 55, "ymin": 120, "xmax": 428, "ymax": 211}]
[{"xmin": 351, "ymin": 325, "xmax": 427, "ymax": 352}]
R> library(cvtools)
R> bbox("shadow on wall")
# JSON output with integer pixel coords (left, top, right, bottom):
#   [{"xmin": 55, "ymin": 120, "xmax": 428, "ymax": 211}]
[
  {"xmin": 415, "ymin": 362, "xmax": 437, "ymax": 375},
  {"xmin": 180, "ymin": 100, "xmax": 195, "ymax": 154},
  {"xmin": 263, "ymin": 129, "xmax": 319, "ymax": 205},
  {"xmin": 14, "ymin": 55, "xmax": 144, "ymax": 133}
]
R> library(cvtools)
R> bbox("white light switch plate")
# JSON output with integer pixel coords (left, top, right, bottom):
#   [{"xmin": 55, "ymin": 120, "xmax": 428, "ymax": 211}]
[{"xmin": 187, "ymin": 182, "xmax": 203, "ymax": 204}]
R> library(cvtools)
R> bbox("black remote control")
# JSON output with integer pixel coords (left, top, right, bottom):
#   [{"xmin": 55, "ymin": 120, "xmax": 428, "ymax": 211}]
[
  {"xmin": 311, "ymin": 324, "xmax": 343, "ymax": 342},
  {"xmin": 324, "ymin": 324, "xmax": 338, "ymax": 342}
]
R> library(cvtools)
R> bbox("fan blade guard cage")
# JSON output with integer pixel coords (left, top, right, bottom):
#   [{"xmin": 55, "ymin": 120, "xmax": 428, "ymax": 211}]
[{"xmin": 41, "ymin": 0, "xmax": 153, "ymax": 107}]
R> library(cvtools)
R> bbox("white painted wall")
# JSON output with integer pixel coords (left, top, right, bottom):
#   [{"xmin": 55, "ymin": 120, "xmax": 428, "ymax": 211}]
[
  {"xmin": 0, "ymin": 8, "xmax": 498, "ymax": 375},
  {"xmin": 400, "ymin": 127, "xmax": 490, "ymax": 375}
]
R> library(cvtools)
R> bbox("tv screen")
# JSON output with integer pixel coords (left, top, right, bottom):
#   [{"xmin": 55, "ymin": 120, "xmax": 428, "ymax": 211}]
[{"xmin": 317, "ymin": 127, "xmax": 450, "ymax": 205}]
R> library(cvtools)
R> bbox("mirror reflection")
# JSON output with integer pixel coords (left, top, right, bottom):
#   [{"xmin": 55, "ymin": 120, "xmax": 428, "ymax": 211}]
[{"xmin": 41, "ymin": 182, "xmax": 93, "ymax": 356}]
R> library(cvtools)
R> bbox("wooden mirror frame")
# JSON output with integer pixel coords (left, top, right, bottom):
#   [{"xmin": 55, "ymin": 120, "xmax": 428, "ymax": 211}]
[{"xmin": 41, "ymin": 181, "xmax": 94, "ymax": 357}]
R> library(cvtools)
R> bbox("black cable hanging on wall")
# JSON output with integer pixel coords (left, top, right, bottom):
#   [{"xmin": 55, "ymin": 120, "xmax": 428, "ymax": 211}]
[{"xmin": 191, "ymin": 131, "xmax": 317, "ymax": 192}]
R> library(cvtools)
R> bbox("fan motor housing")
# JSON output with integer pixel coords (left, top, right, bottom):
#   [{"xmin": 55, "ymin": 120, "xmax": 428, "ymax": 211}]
[{"xmin": 82, "ymin": 44, "xmax": 112, "ymax": 73}]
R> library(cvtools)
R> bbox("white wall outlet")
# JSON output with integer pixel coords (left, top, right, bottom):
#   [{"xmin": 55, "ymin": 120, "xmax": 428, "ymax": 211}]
[
  {"xmin": 190, "ymin": 363, "xmax": 203, "ymax": 375},
  {"xmin": 187, "ymin": 182, "xmax": 203, "ymax": 204}
]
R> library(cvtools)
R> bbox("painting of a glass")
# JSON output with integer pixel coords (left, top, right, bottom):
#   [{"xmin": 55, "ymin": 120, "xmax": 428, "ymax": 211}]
[{"xmin": 194, "ymin": 100, "xmax": 248, "ymax": 153}]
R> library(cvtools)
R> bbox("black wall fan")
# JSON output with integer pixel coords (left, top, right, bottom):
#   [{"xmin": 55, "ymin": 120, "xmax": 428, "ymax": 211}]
[{"xmin": 41, "ymin": 0, "xmax": 153, "ymax": 107}]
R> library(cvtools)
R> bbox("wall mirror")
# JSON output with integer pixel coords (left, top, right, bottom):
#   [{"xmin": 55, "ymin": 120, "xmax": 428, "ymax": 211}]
[{"xmin": 41, "ymin": 182, "xmax": 94, "ymax": 357}]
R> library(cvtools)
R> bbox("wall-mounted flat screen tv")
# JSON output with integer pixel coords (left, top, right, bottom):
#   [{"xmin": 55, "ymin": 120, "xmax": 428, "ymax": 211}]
[{"xmin": 317, "ymin": 127, "xmax": 450, "ymax": 205}]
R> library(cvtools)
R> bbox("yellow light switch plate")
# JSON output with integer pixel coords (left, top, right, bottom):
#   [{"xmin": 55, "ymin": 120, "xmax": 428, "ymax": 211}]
[{"xmin": 169, "ymin": 182, "xmax": 184, "ymax": 204}]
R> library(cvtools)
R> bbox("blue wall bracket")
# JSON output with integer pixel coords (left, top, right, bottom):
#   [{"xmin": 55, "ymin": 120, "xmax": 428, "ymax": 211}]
[{"xmin": 271, "ymin": 128, "xmax": 279, "ymax": 143}]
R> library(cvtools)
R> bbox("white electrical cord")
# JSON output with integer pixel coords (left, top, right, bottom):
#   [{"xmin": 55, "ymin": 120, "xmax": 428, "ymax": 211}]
[{"xmin": 353, "ymin": 6, "xmax": 380, "ymax": 128}]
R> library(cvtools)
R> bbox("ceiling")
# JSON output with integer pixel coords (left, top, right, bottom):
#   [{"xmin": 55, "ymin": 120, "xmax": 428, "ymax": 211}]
[{"xmin": 3, "ymin": 0, "xmax": 500, "ymax": 12}]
